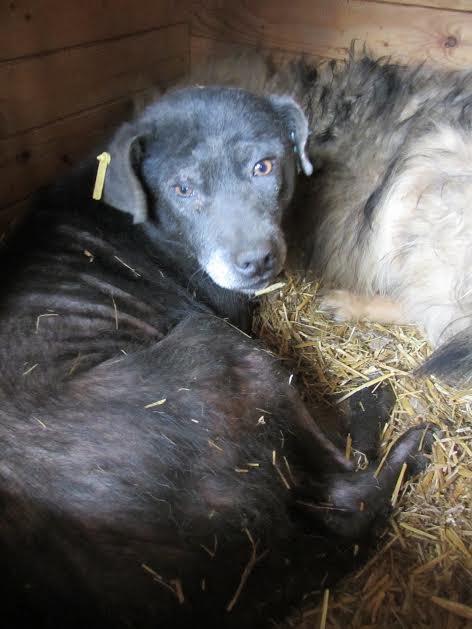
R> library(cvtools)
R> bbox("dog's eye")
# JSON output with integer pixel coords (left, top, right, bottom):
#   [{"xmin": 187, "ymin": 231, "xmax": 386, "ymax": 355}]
[
  {"xmin": 253, "ymin": 159, "xmax": 273, "ymax": 177},
  {"xmin": 174, "ymin": 183, "xmax": 193, "ymax": 197}
]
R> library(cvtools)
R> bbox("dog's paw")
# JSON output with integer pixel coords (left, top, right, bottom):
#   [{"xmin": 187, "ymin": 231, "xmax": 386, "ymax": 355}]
[
  {"xmin": 318, "ymin": 290, "xmax": 362, "ymax": 322},
  {"xmin": 387, "ymin": 423, "xmax": 438, "ymax": 477}
]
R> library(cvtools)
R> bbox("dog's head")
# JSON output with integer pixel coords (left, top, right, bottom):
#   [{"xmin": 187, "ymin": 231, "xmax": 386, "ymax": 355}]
[{"xmin": 103, "ymin": 86, "xmax": 312, "ymax": 293}]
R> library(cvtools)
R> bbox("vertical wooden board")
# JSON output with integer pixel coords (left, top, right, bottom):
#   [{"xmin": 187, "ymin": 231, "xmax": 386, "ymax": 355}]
[
  {"xmin": 0, "ymin": 23, "xmax": 189, "ymax": 139},
  {"xmin": 191, "ymin": 36, "xmax": 246, "ymax": 68},
  {"xmin": 190, "ymin": 36, "xmax": 319, "ymax": 70},
  {"xmin": 191, "ymin": 0, "xmax": 472, "ymax": 69},
  {"xmin": 369, "ymin": 0, "xmax": 472, "ymax": 12},
  {"xmin": 0, "ymin": 0, "xmax": 190, "ymax": 61}
]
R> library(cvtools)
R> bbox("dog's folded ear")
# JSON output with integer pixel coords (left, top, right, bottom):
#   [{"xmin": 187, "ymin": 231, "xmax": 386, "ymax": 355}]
[
  {"xmin": 269, "ymin": 96, "xmax": 313, "ymax": 176},
  {"xmin": 102, "ymin": 121, "xmax": 152, "ymax": 223}
]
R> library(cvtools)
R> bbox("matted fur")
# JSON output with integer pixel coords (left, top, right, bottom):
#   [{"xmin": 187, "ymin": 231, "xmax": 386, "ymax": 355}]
[{"xmin": 299, "ymin": 55, "xmax": 472, "ymax": 385}]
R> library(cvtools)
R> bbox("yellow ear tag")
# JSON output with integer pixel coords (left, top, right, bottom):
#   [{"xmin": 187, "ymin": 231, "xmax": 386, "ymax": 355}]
[{"xmin": 92, "ymin": 152, "xmax": 111, "ymax": 200}]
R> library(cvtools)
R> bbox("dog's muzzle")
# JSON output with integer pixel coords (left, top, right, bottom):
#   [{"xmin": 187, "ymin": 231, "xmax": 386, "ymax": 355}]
[{"xmin": 205, "ymin": 238, "xmax": 286, "ymax": 292}]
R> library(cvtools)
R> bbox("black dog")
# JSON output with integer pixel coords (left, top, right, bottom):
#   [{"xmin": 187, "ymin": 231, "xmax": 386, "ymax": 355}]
[{"xmin": 0, "ymin": 86, "xmax": 431, "ymax": 628}]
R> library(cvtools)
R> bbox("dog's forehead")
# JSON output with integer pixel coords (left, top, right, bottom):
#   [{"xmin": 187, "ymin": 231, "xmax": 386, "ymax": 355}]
[
  {"xmin": 193, "ymin": 132, "xmax": 283, "ymax": 154},
  {"xmin": 142, "ymin": 87, "xmax": 289, "ymax": 175},
  {"xmin": 159, "ymin": 86, "xmax": 283, "ymax": 134},
  {"xmin": 158, "ymin": 134, "xmax": 285, "ymax": 177}
]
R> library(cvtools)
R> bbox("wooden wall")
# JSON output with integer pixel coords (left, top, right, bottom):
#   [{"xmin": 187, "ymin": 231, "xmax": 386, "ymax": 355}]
[
  {"xmin": 191, "ymin": 1, "xmax": 472, "ymax": 69},
  {"xmin": 3, "ymin": 1, "xmax": 472, "ymax": 235},
  {"xmin": 0, "ymin": 0, "xmax": 190, "ymax": 234}
]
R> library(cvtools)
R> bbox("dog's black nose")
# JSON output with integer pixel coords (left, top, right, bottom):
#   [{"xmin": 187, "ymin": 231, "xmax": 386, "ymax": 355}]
[{"xmin": 235, "ymin": 248, "xmax": 276, "ymax": 278}]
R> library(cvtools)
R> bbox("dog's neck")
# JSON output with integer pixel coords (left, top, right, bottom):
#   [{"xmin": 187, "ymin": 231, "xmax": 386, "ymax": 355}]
[{"xmin": 139, "ymin": 221, "xmax": 254, "ymax": 333}]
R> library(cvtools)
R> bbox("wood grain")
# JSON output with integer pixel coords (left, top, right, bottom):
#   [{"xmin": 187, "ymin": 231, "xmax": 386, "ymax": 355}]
[
  {"xmin": 0, "ymin": 0, "xmax": 189, "ymax": 61},
  {"xmin": 368, "ymin": 0, "xmax": 472, "ymax": 12},
  {"xmin": 0, "ymin": 23, "xmax": 188, "ymax": 140},
  {"xmin": 0, "ymin": 84, "xmax": 173, "ymax": 210},
  {"xmin": 191, "ymin": 0, "xmax": 472, "ymax": 69},
  {"xmin": 190, "ymin": 35, "xmax": 320, "ymax": 70},
  {"xmin": 191, "ymin": 35, "xmax": 252, "ymax": 68}
]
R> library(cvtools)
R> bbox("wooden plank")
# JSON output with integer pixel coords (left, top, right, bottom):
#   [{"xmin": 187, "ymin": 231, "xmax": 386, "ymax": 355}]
[
  {"xmin": 0, "ymin": 78, "xmax": 178, "ymax": 210},
  {"xmin": 0, "ymin": 0, "xmax": 189, "ymax": 61},
  {"xmin": 191, "ymin": 0, "xmax": 472, "ymax": 69},
  {"xmin": 191, "ymin": 36, "xmax": 250, "ymax": 69},
  {"xmin": 0, "ymin": 23, "xmax": 188, "ymax": 139},
  {"xmin": 190, "ymin": 35, "xmax": 321, "ymax": 71},
  {"xmin": 369, "ymin": 0, "xmax": 472, "ymax": 13}
]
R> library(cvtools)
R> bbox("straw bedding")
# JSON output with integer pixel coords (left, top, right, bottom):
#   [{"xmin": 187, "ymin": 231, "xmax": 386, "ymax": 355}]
[{"xmin": 254, "ymin": 274, "xmax": 472, "ymax": 629}]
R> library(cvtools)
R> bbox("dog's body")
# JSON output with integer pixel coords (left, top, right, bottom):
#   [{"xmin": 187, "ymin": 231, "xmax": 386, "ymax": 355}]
[
  {"xmin": 297, "ymin": 56, "xmax": 472, "ymax": 384},
  {"xmin": 188, "ymin": 52, "xmax": 472, "ymax": 384},
  {"xmin": 0, "ymin": 86, "xmax": 431, "ymax": 628}
]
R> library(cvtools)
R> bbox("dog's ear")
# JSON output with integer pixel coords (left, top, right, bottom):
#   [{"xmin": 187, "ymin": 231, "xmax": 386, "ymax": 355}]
[
  {"xmin": 102, "ymin": 121, "xmax": 152, "ymax": 223},
  {"xmin": 269, "ymin": 96, "xmax": 313, "ymax": 176}
]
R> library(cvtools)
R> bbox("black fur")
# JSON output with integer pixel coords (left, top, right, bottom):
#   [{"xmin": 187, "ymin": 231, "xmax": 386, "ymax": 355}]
[
  {"xmin": 0, "ymin": 87, "xmax": 432, "ymax": 628},
  {"xmin": 417, "ymin": 326, "xmax": 472, "ymax": 385}
]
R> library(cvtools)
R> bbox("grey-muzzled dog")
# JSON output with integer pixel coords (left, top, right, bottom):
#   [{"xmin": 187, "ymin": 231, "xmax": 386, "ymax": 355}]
[
  {"xmin": 0, "ymin": 84, "xmax": 432, "ymax": 628},
  {"xmin": 106, "ymin": 86, "xmax": 312, "ymax": 293}
]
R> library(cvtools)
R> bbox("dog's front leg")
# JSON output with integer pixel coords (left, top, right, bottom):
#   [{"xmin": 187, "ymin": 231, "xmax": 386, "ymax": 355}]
[{"xmin": 319, "ymin": 290, "xmax": 409, "ymax": 325}]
